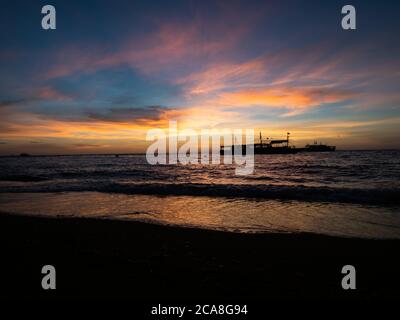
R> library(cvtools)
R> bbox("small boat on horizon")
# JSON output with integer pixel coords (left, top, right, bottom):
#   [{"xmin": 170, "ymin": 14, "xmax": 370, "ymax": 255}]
[{"xmin": 298, "ymin": 141, "xmax": 336, "ymax": 152}]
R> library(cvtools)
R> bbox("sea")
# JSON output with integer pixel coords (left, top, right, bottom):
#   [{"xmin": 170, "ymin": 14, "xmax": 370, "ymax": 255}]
[{"xmin": 1, "ymin": 150, "xmax": 400, "ymax": 238}]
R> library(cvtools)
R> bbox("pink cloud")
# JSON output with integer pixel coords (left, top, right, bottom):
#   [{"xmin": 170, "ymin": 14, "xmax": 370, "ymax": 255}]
[
  {"xmin": 43, "ymin": 6, "xmax": 261, "ymax": 81},
  {"xmin": 37, "ymin": 86, "xmax": 72, "ymax": 101}
]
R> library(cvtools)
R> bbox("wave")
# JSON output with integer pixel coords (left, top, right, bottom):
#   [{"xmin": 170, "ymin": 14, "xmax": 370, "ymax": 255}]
[
  {"xmin": 0, "ymin": 174, "xmax": 49, "ymax": 182},
  {"xmin": 1, "ymin": 182, "xmax": 400, "ymax": 206}
]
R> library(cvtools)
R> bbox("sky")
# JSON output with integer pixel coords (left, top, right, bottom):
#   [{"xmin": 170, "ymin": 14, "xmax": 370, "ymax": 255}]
[{"xmin": 0, "ymin": 0, "xmax": 400, "ymax": 154}]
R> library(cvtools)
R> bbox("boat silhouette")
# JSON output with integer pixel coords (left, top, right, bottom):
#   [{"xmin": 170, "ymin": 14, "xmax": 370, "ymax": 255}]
[
  {"xmin": 221, "ymin": 132, "xmax": 297, "ymax": 155},
  {"xmin": 298, "ymin": 141, "xmax": 336, "ymax": 152},
  {"xmin": 220, "ymin": 133, "xmax": 335, "ymax": 155}
]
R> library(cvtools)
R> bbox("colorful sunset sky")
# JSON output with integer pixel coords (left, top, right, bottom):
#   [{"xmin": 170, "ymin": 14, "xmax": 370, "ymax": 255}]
[{"xmin": 1, "ymin": 0, "xmax": 400, "ymax": 154}]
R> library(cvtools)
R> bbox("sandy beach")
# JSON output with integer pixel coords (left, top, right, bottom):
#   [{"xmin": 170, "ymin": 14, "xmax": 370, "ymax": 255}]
[{"xmin": 1, "ymin": 213, "xmax": 399, "ymax": 301}]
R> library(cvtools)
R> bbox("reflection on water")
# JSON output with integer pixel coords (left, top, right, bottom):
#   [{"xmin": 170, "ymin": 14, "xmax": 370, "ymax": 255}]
[
  {"xmin": 0, "ymin": 151, "xmax": 400, "ymax": 238},
  {"xmin": 1, "ymin": 151, "xmax": 400, "ymax": 189},
  {"xmin": 1, "ymin": 151, "xmax": 400, "ymax": 206},
  {"xmin": 1, "ymin": 192, "xmax": 400, "ymax": 239}
]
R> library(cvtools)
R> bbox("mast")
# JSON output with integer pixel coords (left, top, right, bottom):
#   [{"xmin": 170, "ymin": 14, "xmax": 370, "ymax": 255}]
[{"xmin": 287, "ymin": 132, "xmax": 290, "ymax": 147}]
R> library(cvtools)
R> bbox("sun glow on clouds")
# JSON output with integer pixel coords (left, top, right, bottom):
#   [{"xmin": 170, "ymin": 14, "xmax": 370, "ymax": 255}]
[{"xmin": 213, "ymin": 87, "xmax": 353, "ymax": 113}]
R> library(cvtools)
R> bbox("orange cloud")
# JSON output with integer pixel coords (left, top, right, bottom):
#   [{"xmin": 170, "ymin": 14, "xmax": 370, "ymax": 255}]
[
  {"xmin": 212, "ymin": 87, "xmax": 353, "ymax": 114},
  {"xmin": 177, "ymin": 57, "xmax": 268, "ymax": 95}
]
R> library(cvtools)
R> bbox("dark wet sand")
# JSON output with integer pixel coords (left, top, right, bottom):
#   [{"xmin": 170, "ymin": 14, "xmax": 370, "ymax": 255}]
[{"xmin": 1, "ymin": 213, "xmax": 399, "ymax": 301}]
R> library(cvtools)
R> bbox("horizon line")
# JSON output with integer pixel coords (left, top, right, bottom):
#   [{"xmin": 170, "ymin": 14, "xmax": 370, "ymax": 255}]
[{"xmin": 1, "ymin": 148, "xmax": 400, "ymax": 157}]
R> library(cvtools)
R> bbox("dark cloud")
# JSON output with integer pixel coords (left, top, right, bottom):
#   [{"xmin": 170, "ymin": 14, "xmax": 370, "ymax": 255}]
[
  {"xmin": 0, "ymin": 99, "xmax": 26, "ymax": 108},
  {"xmin": 0, "ymin": 103, "xmax": 171, "ymax": 125},
  {"xmin": 86, "ymin": 106, "xmax": 168, "ymax": 123}
]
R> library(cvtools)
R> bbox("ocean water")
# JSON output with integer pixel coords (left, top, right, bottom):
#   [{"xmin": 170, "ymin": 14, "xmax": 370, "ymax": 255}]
[{"xmin": 0, "ymin": 151, "xmax": 400, "ymax": 238}]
